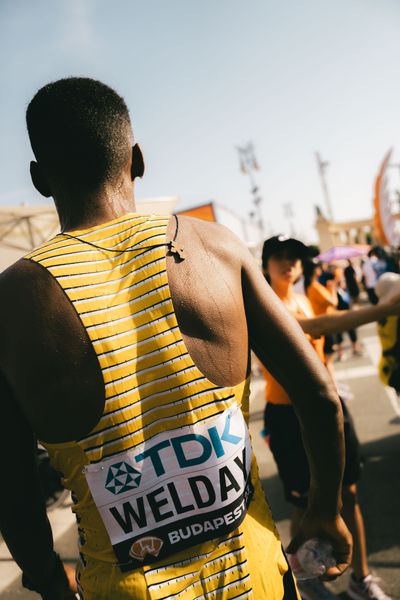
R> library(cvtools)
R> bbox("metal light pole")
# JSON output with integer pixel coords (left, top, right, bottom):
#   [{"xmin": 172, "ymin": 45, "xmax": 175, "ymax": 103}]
[
  {"xmin": 315, "ymin": 152, "xmax": 334, "ymax": 222},
  {"xmin": 237, "ymin": 142, "xmax": 264, "ymax": 241}
]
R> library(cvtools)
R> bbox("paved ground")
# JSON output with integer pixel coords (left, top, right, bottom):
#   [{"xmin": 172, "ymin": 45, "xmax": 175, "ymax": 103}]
[{"xmin": 1, "ymin": 322, "xmax": 399, "ymax": 598}]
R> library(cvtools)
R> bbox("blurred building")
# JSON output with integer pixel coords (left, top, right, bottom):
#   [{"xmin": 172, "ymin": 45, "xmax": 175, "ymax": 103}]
[
  {"xmin": 315, "ymin": 149, "xmax": 400, "ymax": 252},
  {"xmin": 315, "ymin": 206, "xmax": 374, "ymax": 252}
]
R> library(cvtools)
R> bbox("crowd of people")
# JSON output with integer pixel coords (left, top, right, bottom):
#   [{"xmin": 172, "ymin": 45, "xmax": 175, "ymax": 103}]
[
  {"xmin": 0, "ymin": 77, "xmax": 399, "ymax": 600},
  {"xmin": 299, "ymin": 249, "xmax": 400, "ymax": 367},
  {"xmin": 259, "ymin": 235, "xmax": 400, "ymax": 600}
]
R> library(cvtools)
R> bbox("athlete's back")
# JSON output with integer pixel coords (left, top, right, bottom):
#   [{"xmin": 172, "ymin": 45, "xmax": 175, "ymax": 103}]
[{"xmin": 0, "ymin": 214, "xmax": 255, "ymax": 442}]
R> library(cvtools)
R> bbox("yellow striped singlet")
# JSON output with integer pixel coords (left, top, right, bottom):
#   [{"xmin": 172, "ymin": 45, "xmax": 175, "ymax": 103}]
[{"xmin": 26, "ymin": 213, "xmax": 297, "ymax": 600}]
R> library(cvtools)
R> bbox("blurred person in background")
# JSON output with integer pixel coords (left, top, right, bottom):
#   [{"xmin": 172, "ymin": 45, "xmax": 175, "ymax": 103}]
[
  {"xmin": 261, "ymin": 235, "xmax": 396, "ymax": 600},
  {"xmin": 333, "ymin": 267, "xmax": 362, "ymax": 361},
  {"xmin": 344, "ymin": 260, "xmax": 361, "ymax": 305},
  {"xmin": 303, "ymin": 261, "xmax": 337, "ymax": 378},
  {"xmin": 375, "ymin": 273, "xmax": 400, "ymax": 399},
  {"xmin": 371, "ymin": 247, "xmax": 390, "ymax": 279},
  {"xmin": 361, "ymin": 252, "xmax": 379, "ymax": 305}
]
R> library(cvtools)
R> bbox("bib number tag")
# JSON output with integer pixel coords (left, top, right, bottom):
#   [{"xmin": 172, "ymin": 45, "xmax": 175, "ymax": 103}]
[{"xmin": 85, "ymin": 404, "xmax": 253, "ymax": 571}]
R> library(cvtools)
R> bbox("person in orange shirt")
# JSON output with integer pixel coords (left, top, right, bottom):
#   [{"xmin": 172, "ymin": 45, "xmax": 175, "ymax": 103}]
[
  {"xmin": 261, "ymin": 235, "xmax": 393, "ymax": 600},
  {"xmin": 305, "ymin": 263, "xmax": 337, "ymax": 317},
  {"xmin": 304, "ymin": 261, "xmax": 337, "ymax": 376}
]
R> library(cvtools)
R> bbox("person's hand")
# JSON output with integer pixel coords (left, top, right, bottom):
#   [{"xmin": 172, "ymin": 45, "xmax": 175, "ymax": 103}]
[
  {"xmin": 63, "ymin": 563, "xmax": 78, "ymax": 595},
  {"xmin": 23, "ymin": 555, "xmax": 77, "ymax": 600},
  {"xmin": 286, "ymin": 511, "xmax": 352, "ymax": 581},
  {"xmin": 41, "ymin": 562, "xmax": 77, "ymax": 600}
]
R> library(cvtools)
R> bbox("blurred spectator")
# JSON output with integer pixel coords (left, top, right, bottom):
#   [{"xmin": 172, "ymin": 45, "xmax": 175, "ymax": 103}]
[
  {"xmin": 362, "ymin": 253, "xmax": 379, "ymax": 305},
  {"xmin": 303, "ymin": 260, "xmax": 337, "ymax": 377},
  {"xmin": 376, "ymin": 273, "xmax": 400, "ymax": 395},
  {"xmin": 304, "ymin": 261, "xmax": 337, "ymax": 315},
  {"xmin": 334, "ymin": 271, "xmax": 363, "ymax": 359},
  {"xmin": 344, "ymin": 259, "xmax": 361, "ymax": 303},
  {"xmin": 371, "ymin": 247, "xmax": 389, "ymax": 279}
]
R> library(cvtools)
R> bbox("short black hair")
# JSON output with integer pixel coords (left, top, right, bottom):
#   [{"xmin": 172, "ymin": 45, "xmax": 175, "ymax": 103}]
[
  {"xmin": 302, "ymin": 258, "xmax": 321, "ymax": 291},
  {"xmin": 26, "ymin": 77, "xmax": 132, "ymax": 192}
]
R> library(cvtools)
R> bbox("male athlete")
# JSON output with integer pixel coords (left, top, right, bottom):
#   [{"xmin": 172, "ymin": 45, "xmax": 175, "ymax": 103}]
[{"xmin": 0, "ymin": 77, "xmax": 376, "ymax": 599}]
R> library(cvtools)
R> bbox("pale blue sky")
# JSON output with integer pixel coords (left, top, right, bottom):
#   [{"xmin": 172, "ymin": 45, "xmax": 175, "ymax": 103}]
[{"xmin": 1, "ymin": 0, "xmax": 400, "ymax": 241}]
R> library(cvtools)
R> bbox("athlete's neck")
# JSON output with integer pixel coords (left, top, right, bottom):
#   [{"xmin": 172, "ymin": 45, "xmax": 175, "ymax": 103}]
[{"xmin": 56, "ymin": 186, "xmax": 137, "ymax": 233}]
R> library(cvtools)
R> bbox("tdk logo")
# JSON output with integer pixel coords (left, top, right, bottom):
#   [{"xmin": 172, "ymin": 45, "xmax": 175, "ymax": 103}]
[
  {"xmin": 134, "ymin": 411, "xmax": 241, "ymax": 477},
  {"xmin": 105, "ymin": 411, "xmax": 242, "ymax": 496}
]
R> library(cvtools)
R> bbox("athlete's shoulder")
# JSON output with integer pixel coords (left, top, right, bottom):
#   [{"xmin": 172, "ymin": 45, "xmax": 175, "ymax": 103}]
[
  {"xmin": 177, "ymin": 214, "xmax": 238, "ymax": 237},
  {"xmin": 0, "ymin": 258, "xmax": 58, "ymax": 320},
  {"xmin": 0, "ymin": 256, "xmax": 45, "ymax": 287},
  {"xmin": 176, "ymin": 215, "xmax": 250, "ymax": 263}
]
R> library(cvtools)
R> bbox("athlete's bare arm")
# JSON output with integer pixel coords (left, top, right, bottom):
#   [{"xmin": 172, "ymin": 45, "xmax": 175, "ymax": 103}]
[
  {"xmin": 0, "ymin": 372, "xmax": 51, "ymax": 577},
  {"xmin": 168, "ymin": 217, "xmax": 352, "ymax": 578},
  {"xmin": 0, "ymin": 372, "xmax": 77, "ymax": 599},
  {"xmin": 166, "ymin": 217, "xmax": 249, "ymax": 387},
  {"xmin": 0, "ymin": 258, "xmax": 105, "ymax": 443},
  {"xmin": 0, "ymin": 260, "xmax": 99, "ymax": 598}
]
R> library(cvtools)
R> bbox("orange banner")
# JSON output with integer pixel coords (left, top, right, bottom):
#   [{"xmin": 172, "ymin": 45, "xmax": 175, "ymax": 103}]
[{"xmin": 175, "ymin": 202, "xmax": 216, "ymax": 222}]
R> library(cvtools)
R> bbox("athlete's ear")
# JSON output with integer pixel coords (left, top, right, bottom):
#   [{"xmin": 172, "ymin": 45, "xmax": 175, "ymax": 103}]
[
  {"xmin": 30, "ymin": 161, "xmax": 52, "ymax": 198},
  {"xmin": 131, "ymin": 144, "xmax": 145, "ymax": 181}
]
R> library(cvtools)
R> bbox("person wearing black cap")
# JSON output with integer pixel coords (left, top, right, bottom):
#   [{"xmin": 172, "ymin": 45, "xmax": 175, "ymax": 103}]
[
  {"xmin": 261, "ymin": 235, "xmax": 309, "ymax": 269},
  {"xmin": 261, "ymin": 235, "xmax": 394, "ymax": 600}
]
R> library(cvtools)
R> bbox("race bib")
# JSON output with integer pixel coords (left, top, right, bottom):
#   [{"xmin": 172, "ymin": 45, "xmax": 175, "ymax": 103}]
[{"xmin": 84, "ymin": 404, "xmax": 253, "ymax": 571}]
